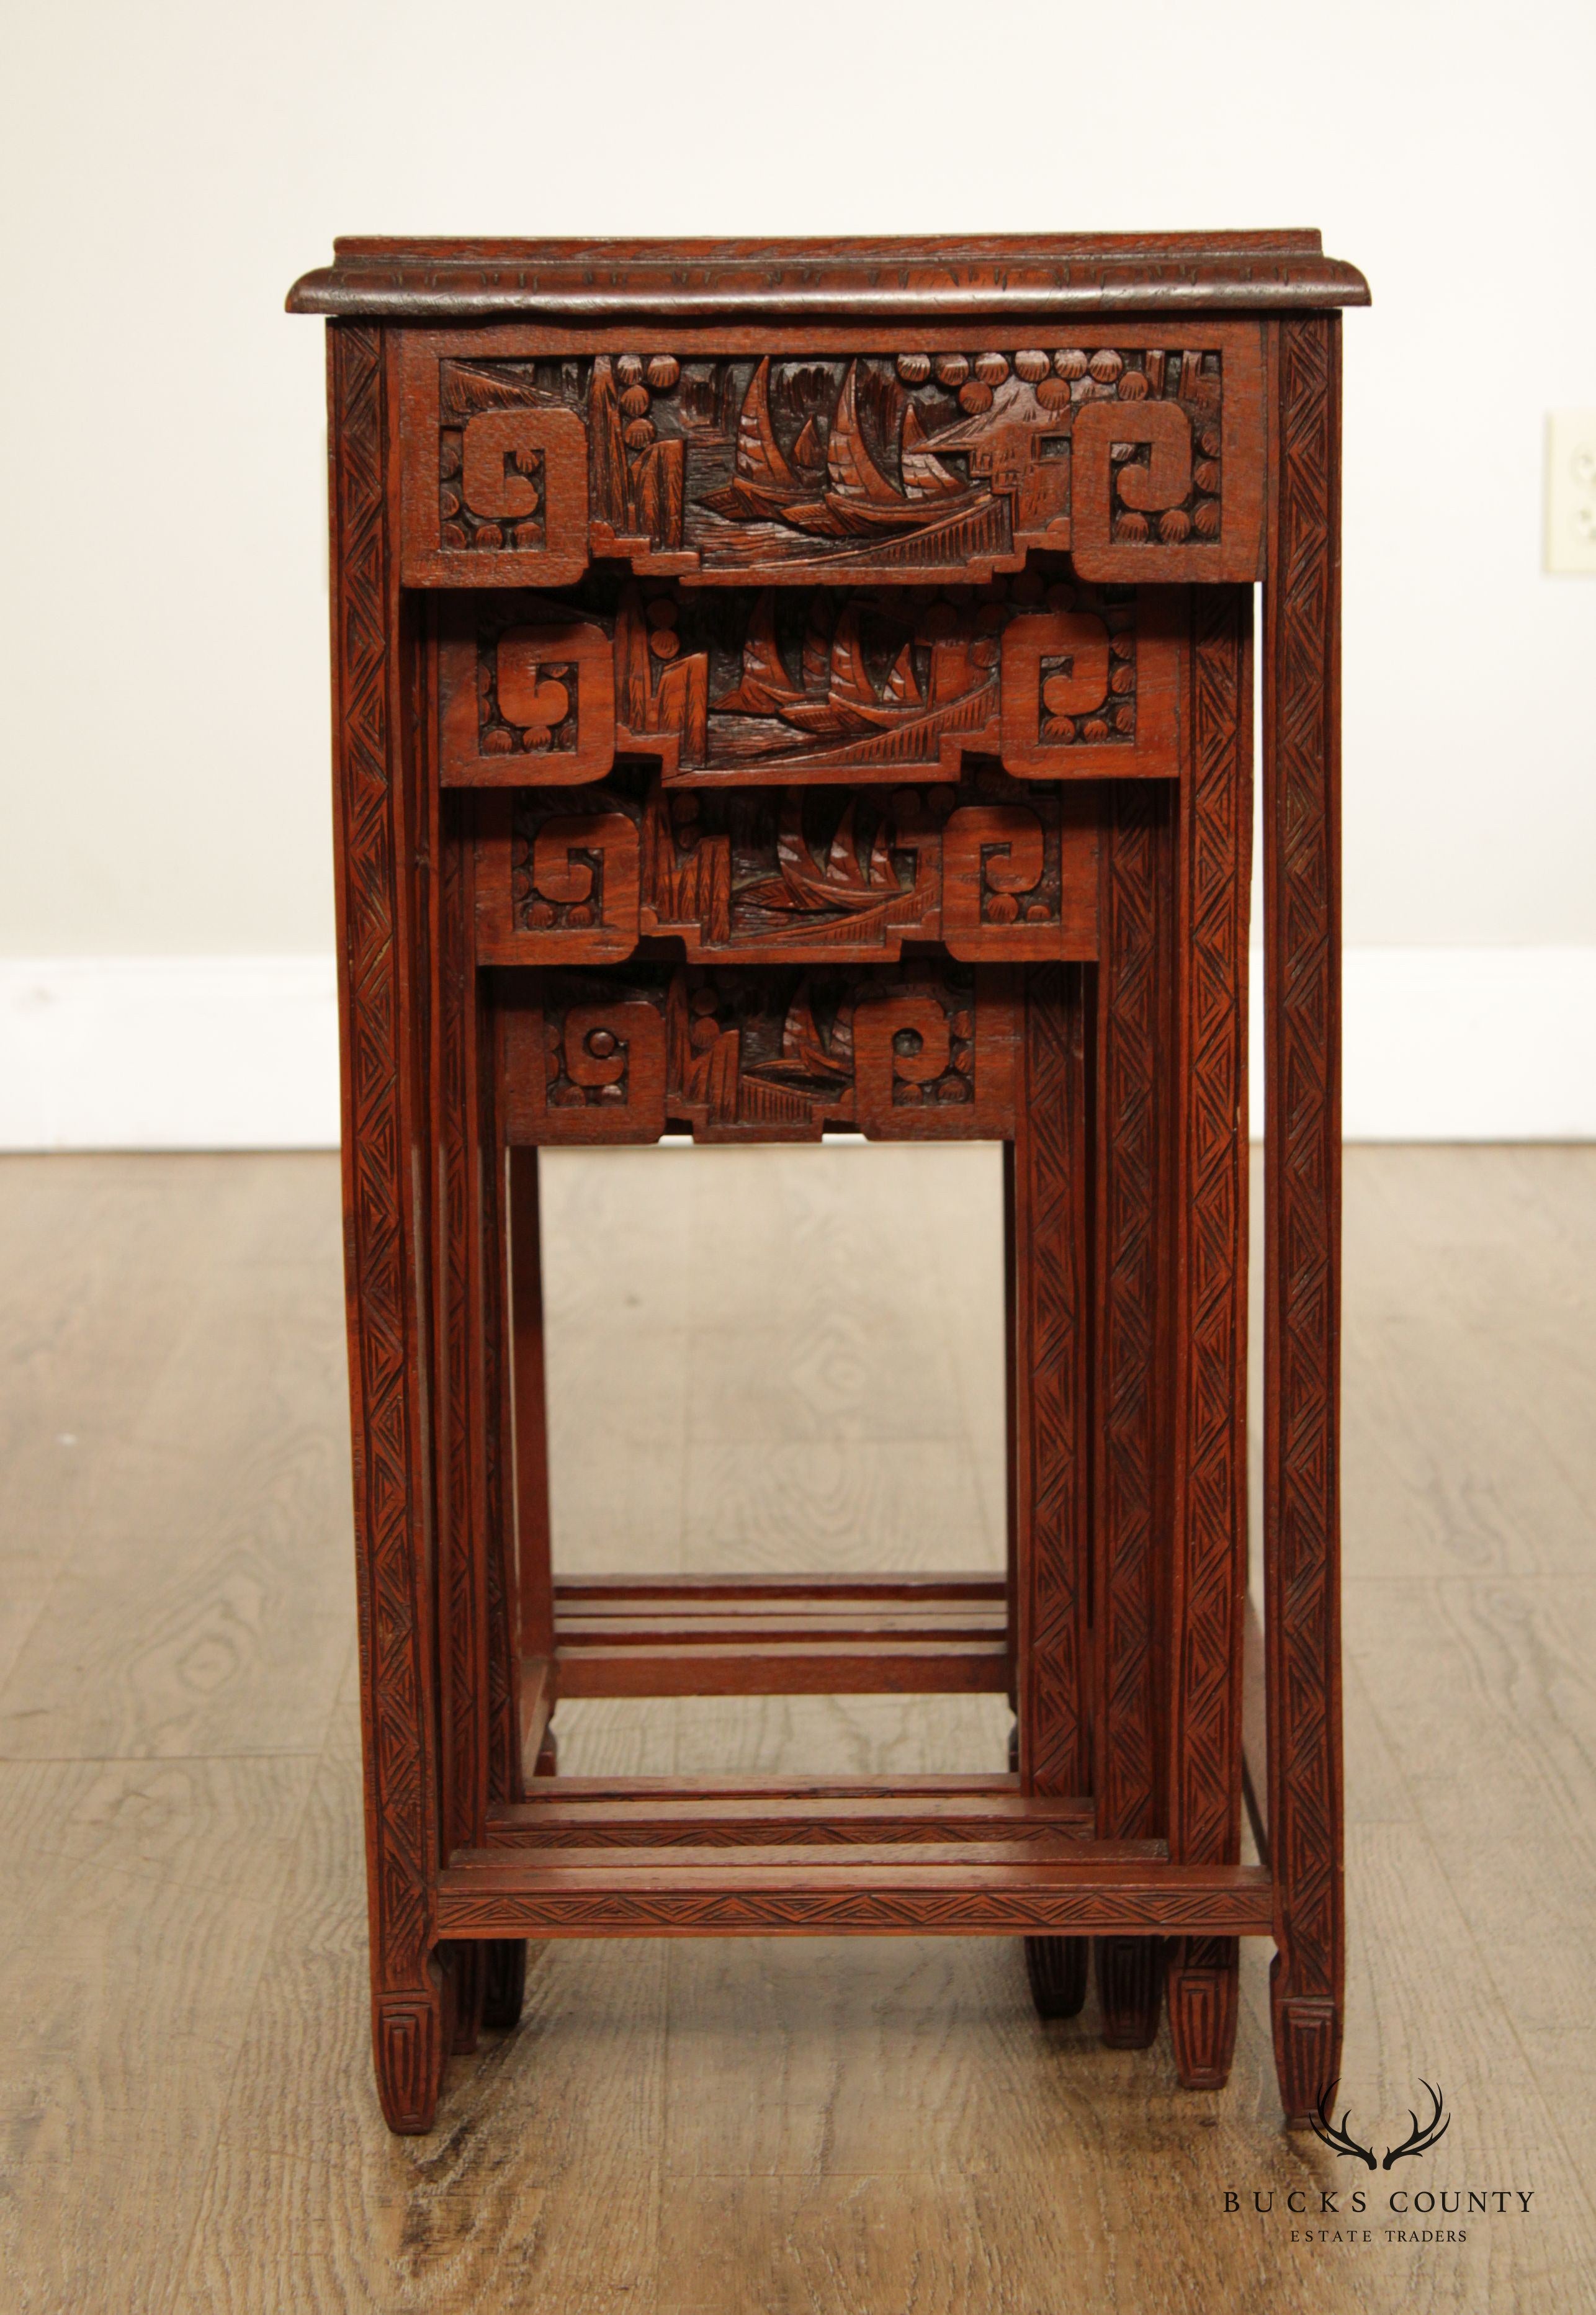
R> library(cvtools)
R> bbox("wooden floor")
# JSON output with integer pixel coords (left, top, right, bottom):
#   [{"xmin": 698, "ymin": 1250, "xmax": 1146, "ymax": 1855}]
[{"xmin": 1, "ymin": 1145, "xmax": 1592, "ymax": 2312}]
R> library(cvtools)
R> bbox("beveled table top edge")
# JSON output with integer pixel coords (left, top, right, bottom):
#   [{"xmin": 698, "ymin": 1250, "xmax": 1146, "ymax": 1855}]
[{"xmin": 287, "ymin": 232, "xmax": 1371, "ymax": 320}]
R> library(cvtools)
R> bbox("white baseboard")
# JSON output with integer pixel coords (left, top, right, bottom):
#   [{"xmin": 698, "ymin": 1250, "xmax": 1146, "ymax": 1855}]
[
  {"xmin": 1250, "ymin": 946, "xmax": 1596, "ymax": 1142},
  {"xmin": 0, "ymin": 957, "xmax": 340, "ymax": 1151},
  {"xmin": 1, "ymin": 949, "xmax": 1592, "ymax": 1151}
]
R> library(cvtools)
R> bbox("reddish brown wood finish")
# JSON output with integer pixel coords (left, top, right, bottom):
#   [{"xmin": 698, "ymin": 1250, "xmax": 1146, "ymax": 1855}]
[
  {"xmin": 1089, "ymin": 780, "xmax": 1174, "ymax": 2048},
  {"xmin": 552, "ymin": 1572, "xmax": 1010, "ymax": 1698},
  {"xmin": 440, "ymin": 580, "xmax": 1181, "ymax": 792},
  {"xmin": 434, "ymin": 774, "xmax": 489, "ymax": 2058},
  {"xmin": 1164, "ymin": 584, "xmax": 1253, "ymax": 2088},
  {"xmin": 390, "ymin": 326, "xmax": 1267, "ymax": 593},
  {"xmin": 327, "ymin": 323, "xmax": 446, "ymax": 2131},
  {"xmin": 436, "ymin": 1855, "xmax": 1275, "ymax": 1940},
  {"xmin": 484, "ymin": 1791, "xmax": 1095, "ymax": 1845},
  {"xmin": 1263, "ymin": 313, "xmax": 1346, "ymax": 2127},
  {"xmin": 307, "ymin": 235, "xmax": 1359, "ymax": 2138},
  {"xmin": 472, "ymin": 769, "xmax": 1106, "ymax": 969},
  {"xmin": 289, "ymin": 231, "xmax": 1370, "ymax": 323},
  {"xmin": 506, "ymin": 1147, "xmax": 553, "ymax": 1665}
]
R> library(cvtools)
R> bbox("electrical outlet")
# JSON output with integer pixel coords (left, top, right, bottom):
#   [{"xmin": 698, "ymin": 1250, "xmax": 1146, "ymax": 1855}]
[{"xmin": 1545, "ymin": 410, "xmax": 1596, "ymax": 573}]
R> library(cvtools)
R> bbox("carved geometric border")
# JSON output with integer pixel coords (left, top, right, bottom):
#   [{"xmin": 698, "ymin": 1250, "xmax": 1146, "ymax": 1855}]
[{"xmin": 436, "ymin": 1879, "xmax": 1275, "ymax": 1939}]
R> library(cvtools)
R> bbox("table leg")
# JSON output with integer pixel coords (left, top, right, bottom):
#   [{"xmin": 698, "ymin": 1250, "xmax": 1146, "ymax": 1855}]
[
  {"xmin": 1165, "ymin": 586, "xmax": 1253, "ymax": 2091},
  {"xmin": 1097, "ymin": 1937, "xmax": 1165, "ymax": 2048},
  {"xmin": 331, "ymin": 322, "xmax": 444, "ymax": 2133},
  {"xmin": 478, "ymin": 1144, "xmax": 555, "ymax": 2028},
  {"xmin": 437, "ymin": 799, "xmax": 492, "ymax": 2056},
  {"xmin": 1091, "ymin": 784, "xmax": 1177, "ymax": 2052},
  {"xmin": 508, "ymin": 1145, "xmax": 555, "ymax": 1671},
  {"xmin": 1013, "ymin": 964, "xmax": 1092, "ymax": 2016},
  {"xmin": 1263, "ymin": 313, "xmax": 1346, "ymax": 2127}
]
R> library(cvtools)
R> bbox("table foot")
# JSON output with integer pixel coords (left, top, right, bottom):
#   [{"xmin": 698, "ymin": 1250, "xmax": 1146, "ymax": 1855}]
[
  {"xmin": 1168, "ymin": 1935, "xmax": 1239, "ymax": 2087},
  {"xmin": 446, "ymin": 1942, "xmax": 485, "ymax": 2054},
  {"xmin": 373, "ymin": 1984, "xmax": 445, "ymax": 2135},
  {"xmin": 1271, "ymin": 1959, "xmax": 1342, "ymax": 2128},
  {"xmin": 1024, "ymin": 1935, "xmax": 1088, "ymax": 2018},
  {"xmin": 482, "ymin": 1938, "xmax": 529, "ymax": 2030},
  {"xmin": 1095, "ymin": 1934, "xmax": 1164, "ymax": 2048}
]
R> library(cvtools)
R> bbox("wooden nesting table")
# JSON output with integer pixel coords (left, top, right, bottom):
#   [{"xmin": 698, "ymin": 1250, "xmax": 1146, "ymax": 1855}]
[{"xmin": 287, "ymin": 232, "xmax": 1368, "ymax": 2135}]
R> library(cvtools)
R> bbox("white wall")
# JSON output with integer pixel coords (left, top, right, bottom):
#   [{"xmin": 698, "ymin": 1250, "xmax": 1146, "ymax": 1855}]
[{"xmin": 2, "ymin": 0, "xmax": 1592, "ymax": 1140}]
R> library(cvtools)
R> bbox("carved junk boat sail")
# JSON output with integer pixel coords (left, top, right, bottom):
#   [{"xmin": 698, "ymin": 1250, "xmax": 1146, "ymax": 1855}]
[
  {"xmin": 753, "ymin": 985, "xmax": 853, "ymax": 1085},
  {"xmin": 710, "ymin": 590, "xmax": 1000, "ymax": 771},
  {"xmin": 699, "ymin": 358, "xmax": 825, "ymax": 524},
  {"xmin": 764, "ymin": 797, "xmax": 912, "ymax": 918},
  {"xmin": 787, "ymin": 363, "xmax": 983, "ymax": 537},
  {"xmin": 704, "ymin": 360, "xmax": 985, "ymax": 541}
]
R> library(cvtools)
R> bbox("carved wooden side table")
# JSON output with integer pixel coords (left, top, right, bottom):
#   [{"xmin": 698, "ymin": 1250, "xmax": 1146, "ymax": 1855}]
[{"xmin": 287, "ymin": 233, "xmax": 1367, "ymax": 2136}]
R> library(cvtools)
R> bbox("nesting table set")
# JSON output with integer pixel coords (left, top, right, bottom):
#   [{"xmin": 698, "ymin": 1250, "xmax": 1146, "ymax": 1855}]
[{"xmin": 287, "ymin": 232, "xmax": 1366, "ymax": 2134}]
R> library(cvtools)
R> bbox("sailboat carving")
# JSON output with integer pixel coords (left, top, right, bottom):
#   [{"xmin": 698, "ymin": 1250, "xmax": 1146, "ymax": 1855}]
[
  {"xmin": 700, "ymin": 360, "xmax": 827, "ymax": 523},
  {"xmin": 714, "ymin": 594, "xmax": 992, "ymax": 756},
  {"xmin": 899, "ymin": 403, "xmax": 965, "ymax": 499},
  {"xmin": 755, "ymin": 985, "xmax": 853, "ymax": 1086},
  {"xmin": 762, "ymin": 798, "xmax": 912, "ymax": 918},
  {"xmin": 779, "ymin": 363, "xmax": 985, "ymax": 539},
  {"xmin": 711, "ymin": 591, "xmax": 807, "ymax": 717},
  {"xmin": 792, "ymin": 417, "xmax": 826, "ymax": 472},
  {"xmin": 702, "ymin": 359, "xmax": 986, "ymax": 544}
]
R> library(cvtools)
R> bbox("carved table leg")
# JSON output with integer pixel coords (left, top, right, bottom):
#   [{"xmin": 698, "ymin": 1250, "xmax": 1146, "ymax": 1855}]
[
  {"xmin": 509, "ymin": 1142, "xmax": 555, "ymax": 1701},
  {"xmin": 481, "ymin": 1938, "xmax": 529, "ymax": 2033},
  {"xmin": 1012, "ymin": 964, "xmax": 1092, "ymax": 2024},
  {"xmin": 331, "ymin": 322, "xmax": 444, "ymax": 2133},
  {"xmin": 1026, "ymin": 1934, "xmax": 1088, "ymax": 2018},
  {"xmin": 1003, "ymin": 1142, "xmax": 1020, "ymax": 1720},
  {"xmin": 446, "ymin": 1945, "xmax": 485, "ymax": 2056},
  {"xmin": 1090, "ymin": 786, "xmax": 1174, "ymax": 2054},
  {"xmin": 1263, "ymin": 313, "xmax": 1346, "ymax": 2126},
  {"xmin": 1096, "ymin": 1936, "xmax": 1165, "ymax": 2048},
  {"xmin": 477, "ymin": 1145, "xmax": 555, "ymax": 2033},
  {"xmin": 1165, "ymin": 586, "xmax": 1253, "ymax": 2092},
  {"xmin": 437, "ymin": 794, "xmax": 492, "ymax": 2059},
  {"xmin": 1167, "ymin": 1937, "xmax": 1240, "ymax": 2088}
]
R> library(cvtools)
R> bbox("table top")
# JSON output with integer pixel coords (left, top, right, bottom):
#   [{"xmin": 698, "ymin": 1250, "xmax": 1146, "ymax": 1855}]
[{"xmin": 286, "ymin": 231, "xmax": 1370, "ymax": 322}]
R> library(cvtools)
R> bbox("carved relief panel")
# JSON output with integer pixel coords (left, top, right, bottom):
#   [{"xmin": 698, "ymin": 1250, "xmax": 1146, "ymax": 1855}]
[
  {"xmin": 473, "ymin": 766, "xmax": 1100, "ymax": 968},
  {"xmin": 496, "ymin": 963, "xmax": 1020, "ymax": 1144},
  {"xmin": 438, "ymin": 571, "xmax": 1184, "ymax": 789},
  {"xmin": 400, "ymin": 328, "xmax": 1265, "ymax": 591}
]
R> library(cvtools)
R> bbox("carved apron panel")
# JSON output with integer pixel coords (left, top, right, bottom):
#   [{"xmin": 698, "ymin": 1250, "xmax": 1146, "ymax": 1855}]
[
  {"xmin": 473, "ymin": 766, "xmax": 1102, "ymax": 969},
  {"xmin": 496, "ymin": 962, "xmax": 1020, "ymax": 1144},
  {"xmin": 437, "ymin": 571, "xmax": 1185, "ymax": 789},
  {"xmin": 400, "ymin": 328, "xmax": 1265, "ymax": 590}
]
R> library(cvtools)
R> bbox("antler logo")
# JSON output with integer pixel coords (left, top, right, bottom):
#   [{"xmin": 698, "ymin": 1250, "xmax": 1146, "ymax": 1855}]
[{"xmin": 1311, "ymin": 2082, "xmax": 1451, "ymax": 2170}]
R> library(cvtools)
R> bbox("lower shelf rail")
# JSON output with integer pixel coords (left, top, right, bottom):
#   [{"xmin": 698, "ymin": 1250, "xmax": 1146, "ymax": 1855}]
[
  {"xmin": 552, "ymin": 1572, "xmax": 1011, "ymax": 1697},
  {"xmin": 439, "ymin": 1838, "xmax": 1272, "ymax": 1940}
]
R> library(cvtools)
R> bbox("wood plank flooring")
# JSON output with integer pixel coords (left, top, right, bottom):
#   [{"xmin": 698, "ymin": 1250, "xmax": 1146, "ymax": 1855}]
[{"xmin": 0, "ymin": 1145, "xmax": 1592, "ymax": 2311}]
